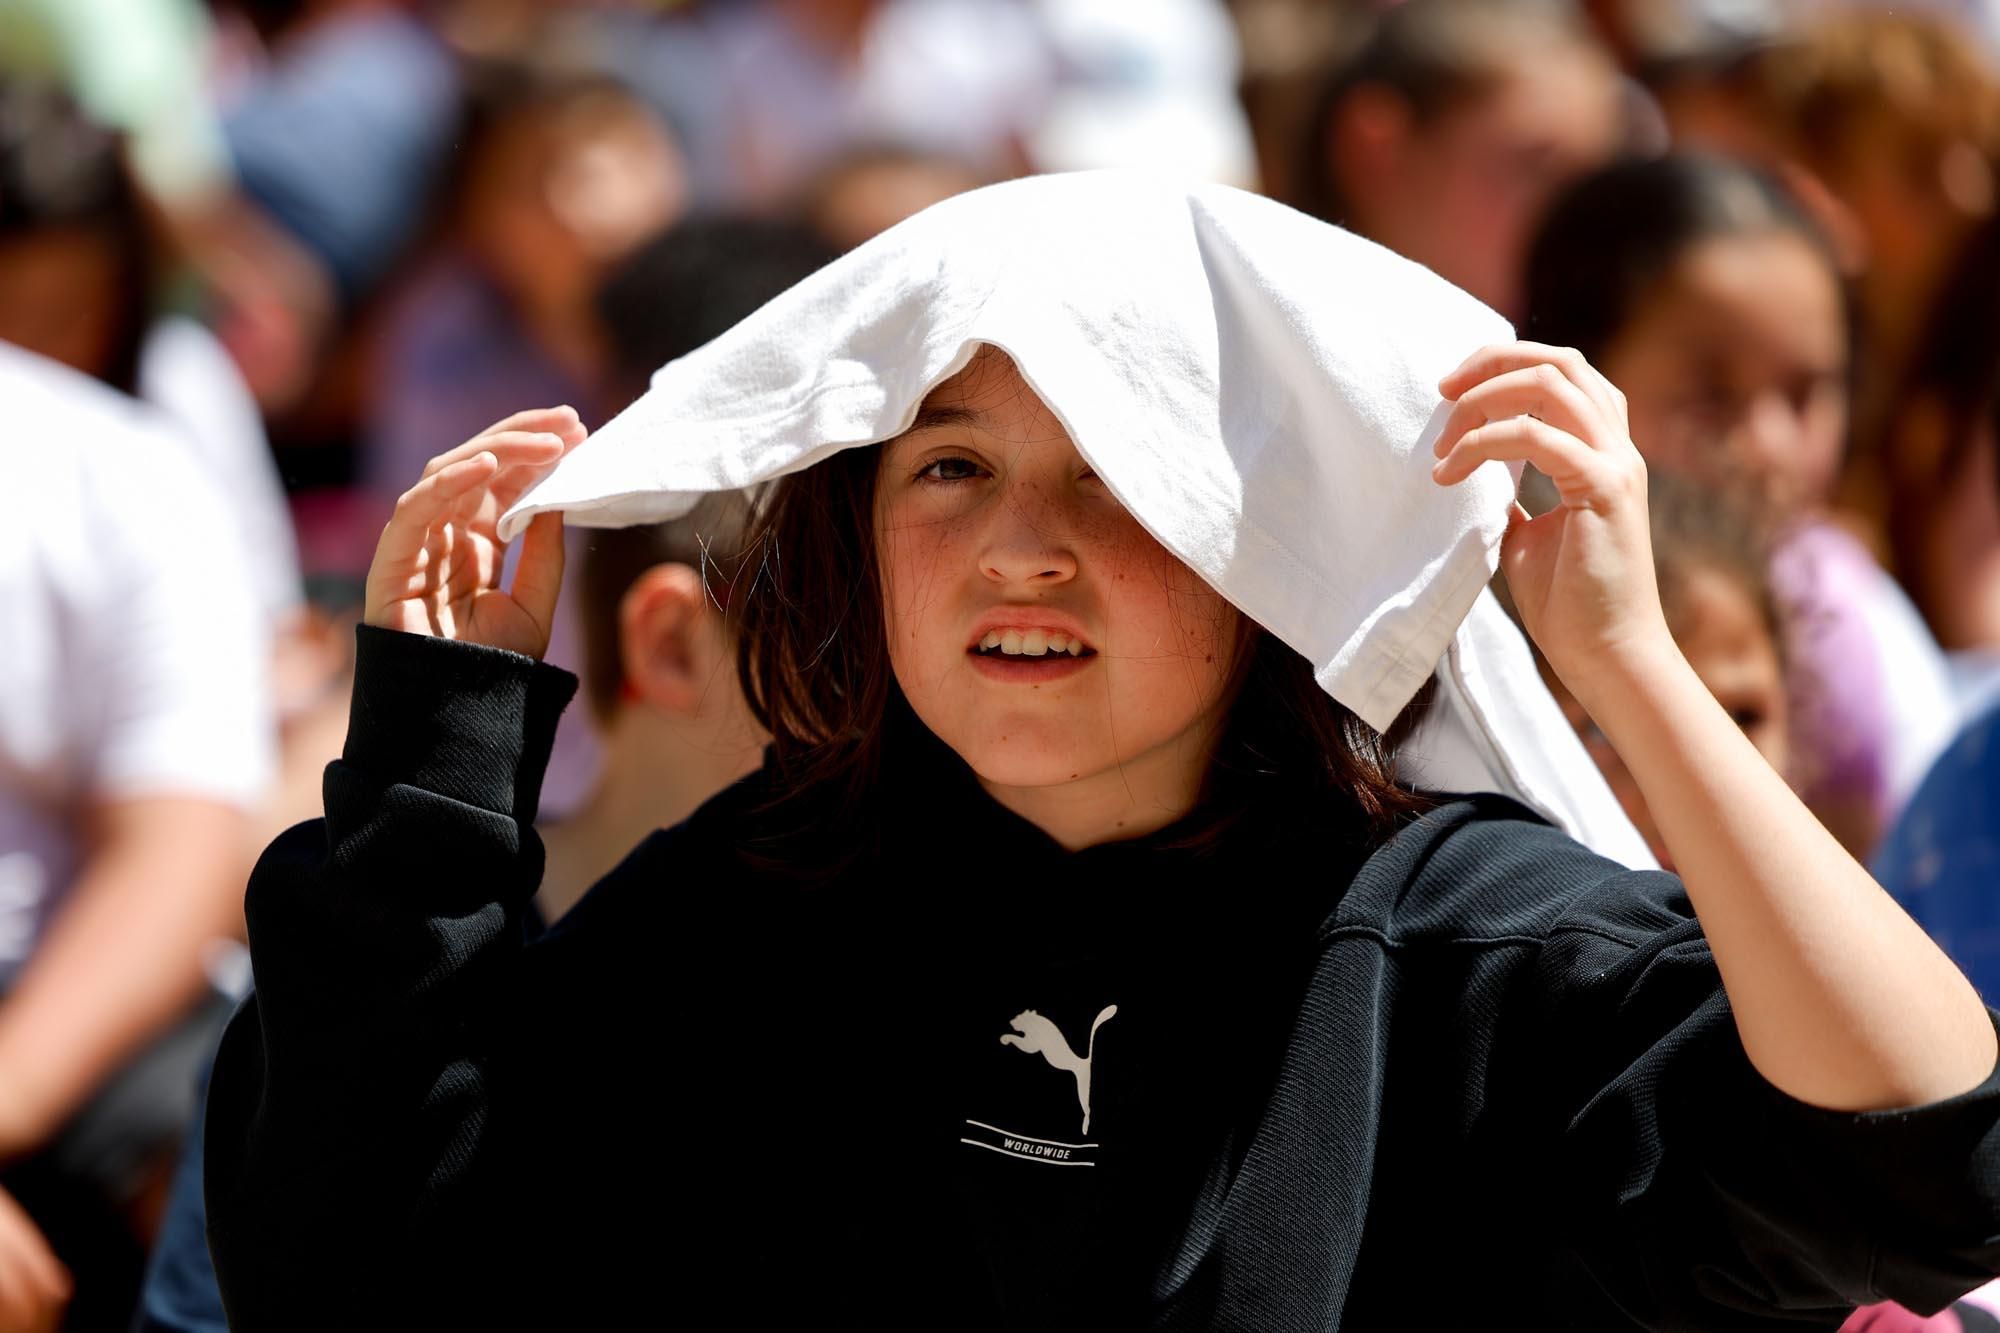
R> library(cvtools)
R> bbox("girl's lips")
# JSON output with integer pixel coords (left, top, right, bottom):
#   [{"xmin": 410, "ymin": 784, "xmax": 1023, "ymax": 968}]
[{"xmin": 965, "ymin": 650, "xmax": 1097, "ymax": 683}]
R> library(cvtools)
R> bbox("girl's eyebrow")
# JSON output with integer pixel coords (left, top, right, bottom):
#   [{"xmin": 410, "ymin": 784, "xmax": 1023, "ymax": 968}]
[{"xmin": 907, "ymin": 404, "xmax": 984, "ymax": 434}]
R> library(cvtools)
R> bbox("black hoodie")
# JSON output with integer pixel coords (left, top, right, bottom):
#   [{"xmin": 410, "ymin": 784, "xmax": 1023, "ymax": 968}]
[{"xmin": 206, "ymin": 626, "xmax": 2000, "ymax": 1330}]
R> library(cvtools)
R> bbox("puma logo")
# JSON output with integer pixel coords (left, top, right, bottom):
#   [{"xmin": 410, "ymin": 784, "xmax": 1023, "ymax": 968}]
[{"xmin": 999, "ymin": 1005, "xmax": 1118, "ymax": 1134}]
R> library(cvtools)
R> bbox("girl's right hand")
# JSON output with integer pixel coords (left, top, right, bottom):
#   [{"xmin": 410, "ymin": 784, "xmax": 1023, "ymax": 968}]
[{"xmin": 364, "ymin": 406, "xmax": 586, "ymax": 659}]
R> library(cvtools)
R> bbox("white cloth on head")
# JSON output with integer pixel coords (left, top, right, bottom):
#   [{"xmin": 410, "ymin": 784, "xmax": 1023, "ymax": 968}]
[{"xmin": 501, "ymin": 170, "xmax": 1654, "ymax": 866}]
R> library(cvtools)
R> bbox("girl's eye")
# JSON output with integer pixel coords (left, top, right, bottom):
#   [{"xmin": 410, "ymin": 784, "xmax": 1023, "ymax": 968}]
[{"xmin": 916, "ymin": 455, "xmax": 988, "ymax": 484}]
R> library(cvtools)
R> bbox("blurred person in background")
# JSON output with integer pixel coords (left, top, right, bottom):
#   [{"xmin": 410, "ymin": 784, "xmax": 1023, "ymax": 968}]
[
  {"xmin": 1876, "ymin": 210, "xmax": 2000, "ymax": 662},
  {"xmin": 0, "ymin": 82, "xmax": 302, "ymax": 635},
  {"xmin": 362, "ymin": 61, "xmax": 689, "ymax": 817},
  {"xmin": 133, "ymin": 211, "xmax": 830, "ymax": 1333},
  {"xmin": 1295, "ymin": 0, "xmax": 1628, "ymax": 318},
  {"xmin": 1021, "ymin": 0, "xmax": 1257, "ymax": 186},
  {"xmin": 1232, "ymin": 0, "xmax": 1369, "ymax": 207},
  {"xmin": 1651, "ymin": 8, "xmax": 2000, "ymax": 546},
  {"xmin": 0, "ymin": 0, "xmax": 229, "ymax": 217},
  {"xmin": 0, "ymin": 341, "xmax": 271, "ymax": 1332},
  {"xmin": 0, "ymin": 67, "xmax": 338, "ymax": 951},
  {"xmin": 1876, "ymin": 390, "xmax": 2000, "ymax": 1007},
  {"xmin": 683, "ymin": 0, "xmax": 1047, "ymax": 208},
  {"xmin": 794, "ymin": 144, "xmax": 987, "ymax": 253},
  {"xmin": 1517, "ymin": 471, "xmax": 1790, "ymax": 874},
  {"xmin": 215, "ymin": 0, "xmax": 459, "ymax": 322},
  {"xmin": 1524, "ymin": 152, "xmax": 1957, "ymax": 858},
  {"xmin": 539, "ymin": 214, "xmax": 831, "ymax": 914},
  {"xmin": 362, "ymin": 64, "xmax": 687, "ymax": 496}
]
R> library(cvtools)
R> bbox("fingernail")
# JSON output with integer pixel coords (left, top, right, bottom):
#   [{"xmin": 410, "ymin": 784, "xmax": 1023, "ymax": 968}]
[{"xmin": 1431, "ymin": 459, "xmax": 1449, "ymax": 481}]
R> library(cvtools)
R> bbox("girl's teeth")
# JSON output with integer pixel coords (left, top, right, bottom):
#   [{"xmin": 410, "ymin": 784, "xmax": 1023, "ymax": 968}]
[{"xmin": 976, "ymin": 628, "xmax": 1091, "ymax": 657}]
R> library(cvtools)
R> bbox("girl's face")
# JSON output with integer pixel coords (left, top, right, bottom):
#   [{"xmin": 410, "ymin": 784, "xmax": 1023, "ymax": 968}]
[
  {"xmin": 1599, "ymin": 230, "xmax": 1848, "ymax": 517},
  {"xmin": 873, "ymin": 349, "xmax": 1242, "ymax": 848},
  {"xmin": 1553, "ymin": 563, "xmax": 1789, "ymax": 871}
]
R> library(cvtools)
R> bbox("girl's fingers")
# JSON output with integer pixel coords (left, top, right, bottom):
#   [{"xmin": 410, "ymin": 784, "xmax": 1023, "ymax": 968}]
[
  {"xmin": 420, "ymin": 429, "xmax": 568, "ymax": 480},
  {"xmin": 509, "ymin": 510, "xmax": 567, "ymax": 638},
  {"xmin": 373, "ymin": 452, "xmax": 498, "ymax": 578},
  {"xmin": 1432, "ymin": 363, "xmax": 1611, "ymax": 462},
  {"xmin": 1433, "ymin": 415, "xmax": 1618, "ymax": 494},
  {"xmin": 471, "ymin": 404, "xmax": 581, "ymax": 445},
  {"xmin": 1440, "ymin": 342, "xmax": 1625, "ymax": 427}
]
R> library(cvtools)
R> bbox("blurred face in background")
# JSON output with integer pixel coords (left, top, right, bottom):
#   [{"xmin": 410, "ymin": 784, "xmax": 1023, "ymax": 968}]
[
  {"xmin": 1597, "ymin": 229, "xmax": 1849, "ymax": 516},
  {"xmin": 0, "ymin": 226, "xmax": 125, "ymax": 375},
  {"xmin": 463, "ymin": 90, "xmax": 687, "ymax": 355},
  {"xmin": 1330, "ymin": 42, "xmax": 1624, "ymax": 317},
  {"xmin": 1550, "ymin": 562, "xmax": 1789, "ymax": 870}
]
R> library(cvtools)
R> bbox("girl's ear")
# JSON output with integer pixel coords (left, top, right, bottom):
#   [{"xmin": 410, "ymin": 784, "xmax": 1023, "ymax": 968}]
[{"xmin": 617, "ymin": 562, "xmax": 720, "ymax": 717}]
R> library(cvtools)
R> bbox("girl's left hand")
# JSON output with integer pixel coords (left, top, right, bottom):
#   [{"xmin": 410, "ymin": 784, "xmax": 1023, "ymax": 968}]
[{"xmin": 1431, "ymin": 341, "xmax": 1673, "ymax": 698}]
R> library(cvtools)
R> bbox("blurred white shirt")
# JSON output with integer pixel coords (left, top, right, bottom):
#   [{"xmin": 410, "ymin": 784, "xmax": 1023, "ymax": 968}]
[
  {"xmin": 0, "ymin": 342, "xmax": 273, "ymax": 975},
  {"xmin": 139, "ymin": 316, "xmax": 303, "ymax": 631}
]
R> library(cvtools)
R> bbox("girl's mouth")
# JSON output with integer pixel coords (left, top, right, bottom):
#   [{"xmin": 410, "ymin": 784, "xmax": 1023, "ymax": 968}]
[
  {"xmin": 966, "ymin": 627, "xmax": 1098, "ymax": 681},
  {"xmin": 971, "ymin": 628, "xmax": 1095, "ymax": 659}
]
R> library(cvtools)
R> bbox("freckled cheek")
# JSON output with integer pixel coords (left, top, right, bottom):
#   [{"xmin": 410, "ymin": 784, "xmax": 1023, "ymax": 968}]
[{"xmin": 877, "ymin": 519, "xmax": 977, "ymax": 679}]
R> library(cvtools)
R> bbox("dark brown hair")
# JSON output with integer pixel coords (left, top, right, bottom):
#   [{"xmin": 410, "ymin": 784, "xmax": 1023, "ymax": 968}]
[{"xmin": 732, "ymin": 442, "xmax": 1437, "ymax": 857}]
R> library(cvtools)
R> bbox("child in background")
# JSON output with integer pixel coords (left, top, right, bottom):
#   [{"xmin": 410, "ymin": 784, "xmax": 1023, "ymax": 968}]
[
  {"xmin": 1296, "ymin": 0, "xmax": 1628, "ymax": 318},
  {"xmin": 538, "ymin": 215, "xmax": 835, "ymax": 917},
  {"xmin": 1651, "ymin": 8, "xmax": 2000, "ymax": 528},
  {"xmin": 1878, "ymin": 211, "xmax": 2000, "ymax": 659},
  {"xmin": 1524, "ymin": 152, "xmax": 1957, "ymax": 859},
  {"xmin": 1519, "ymin": 471, "xmax": 1787, "ymax": 872}
]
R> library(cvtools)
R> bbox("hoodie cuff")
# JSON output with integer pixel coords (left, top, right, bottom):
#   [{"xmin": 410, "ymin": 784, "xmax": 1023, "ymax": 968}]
[{"xmin": 341, "ymin": 624, "xmax": 578, "ymax": 823}]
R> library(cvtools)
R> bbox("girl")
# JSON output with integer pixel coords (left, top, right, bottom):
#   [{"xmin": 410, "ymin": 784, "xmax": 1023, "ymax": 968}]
[
  {"xmin": 1523, "ymin": 152, "xmax": 1959, "ymax": 860},
  {"xmin": 205, "ymin": 173, "xmax": 2000, "ymax": 1330}
]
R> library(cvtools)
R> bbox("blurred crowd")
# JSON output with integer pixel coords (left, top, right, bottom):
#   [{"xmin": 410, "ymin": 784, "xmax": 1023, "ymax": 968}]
[{"xmin": 6, "ymin": 0, "xmax": 2000, "ymax": 1327}]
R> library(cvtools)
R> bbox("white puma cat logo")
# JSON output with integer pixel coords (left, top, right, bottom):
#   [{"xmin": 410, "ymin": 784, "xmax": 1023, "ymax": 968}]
[{"xmin": 999, "ymin": 1005, "xmax": 1118, "ymax": 1134}]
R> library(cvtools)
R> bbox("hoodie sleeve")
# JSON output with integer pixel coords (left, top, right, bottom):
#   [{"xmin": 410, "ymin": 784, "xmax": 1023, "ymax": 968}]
[
  {"xmin": 1524, "ymin": 835, "xmax": 2000, "ymax": 1327},
  {"xmin": 203, "ymin": 624, "xmax": 576, "ymax": 1329}
]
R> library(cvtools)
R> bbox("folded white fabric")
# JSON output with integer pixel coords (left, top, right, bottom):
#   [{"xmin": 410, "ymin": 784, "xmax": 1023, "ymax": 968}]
[{"xmin": 501, "ymin": 170, "xmax": 1654, "ymax": 867}]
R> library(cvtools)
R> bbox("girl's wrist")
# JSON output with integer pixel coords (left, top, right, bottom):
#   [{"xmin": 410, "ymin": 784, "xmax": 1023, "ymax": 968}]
[{"xmin": 1553, "ymin": 630, "xmax": 1694, "ymax": 733}]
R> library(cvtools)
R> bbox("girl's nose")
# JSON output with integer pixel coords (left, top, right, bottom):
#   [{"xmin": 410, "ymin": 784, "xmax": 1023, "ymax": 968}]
[
  {"xmin": 979, "ymin": 501, "xmax": 1079, "ymax": 587},
  {"xmin": 1739, "ymin": 391, "xmax": 1805, "ymax": 469}
]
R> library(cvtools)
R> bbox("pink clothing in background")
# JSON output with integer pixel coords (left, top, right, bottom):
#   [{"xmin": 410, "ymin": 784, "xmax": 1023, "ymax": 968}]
[
  {"xmin": 1770, "ymin": 520, "xmax": 1958, "ymax": 843},
  {"xmin": 1842, "ymin": 1278, "xmax": 2000, "ymax": 1330}
]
